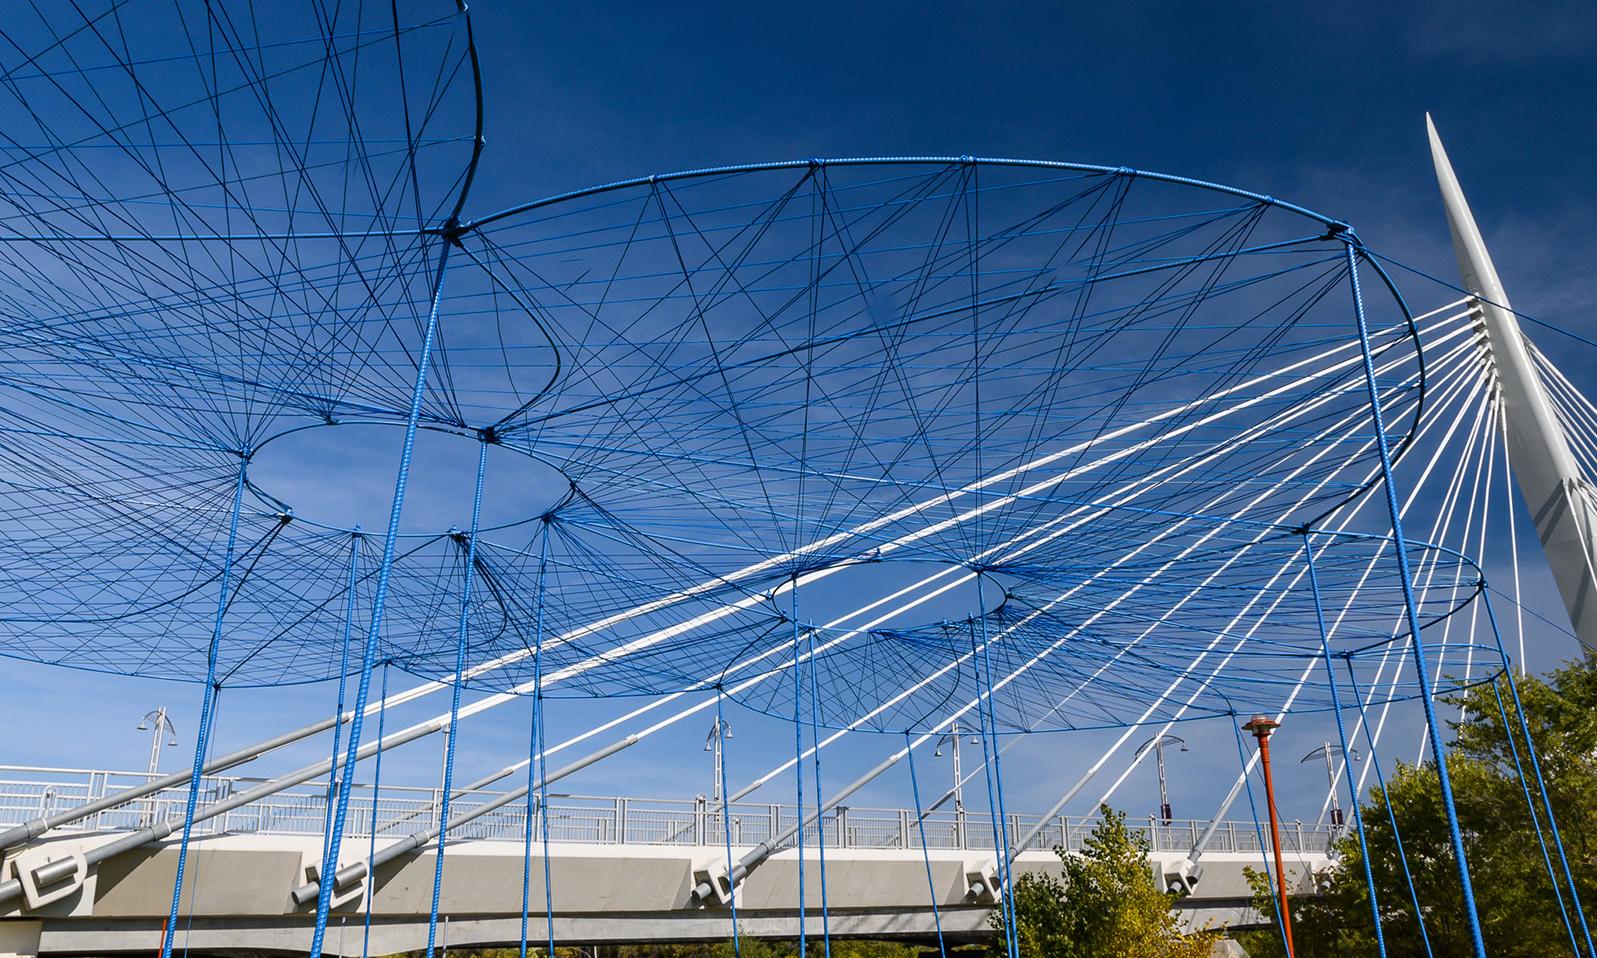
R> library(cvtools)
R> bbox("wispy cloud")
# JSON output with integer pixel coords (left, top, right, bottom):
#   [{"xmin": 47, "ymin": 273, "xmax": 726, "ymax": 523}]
[{"xmin": 1406, "ymin": 0, "xmax": 1597, "ymax": 60}]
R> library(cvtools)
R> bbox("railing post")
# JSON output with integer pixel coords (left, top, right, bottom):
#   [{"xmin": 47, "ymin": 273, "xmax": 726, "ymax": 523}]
[
  {"xmin": 96, "ymin": 771, "xmax": 110, "ymax": 830},
  {"xmin": 1148, "ymin": 814, "xmax": 1158, "ymax": 853},
  {"xmin": 87, "ymin": 770, "xmax": 101, "ymax": 830}
]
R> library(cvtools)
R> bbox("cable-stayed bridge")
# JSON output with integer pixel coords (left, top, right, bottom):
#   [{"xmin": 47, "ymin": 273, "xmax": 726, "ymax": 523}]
[
  {"xmin": 0, "ymin": 6, "xmax": 1594, "ymax": 956},
  {"xmin": 0, "ymin": 125, "xmax": 1592, "ymax": 957}
]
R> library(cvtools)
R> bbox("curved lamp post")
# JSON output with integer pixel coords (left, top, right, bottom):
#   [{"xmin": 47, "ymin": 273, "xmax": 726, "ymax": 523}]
[
  {"xmin": 1133, "ymin": 733, "xmax": 1188, "ymax": 824},
  {"xmin": 1301, "ymin": 742, "xmax": 1359, "ymax": 827}
]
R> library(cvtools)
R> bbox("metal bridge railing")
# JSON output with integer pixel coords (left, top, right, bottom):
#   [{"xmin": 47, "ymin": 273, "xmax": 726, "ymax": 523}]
[{"xmin": 0, "ymin": 765, "xmax": 1339, "ymax": 854}]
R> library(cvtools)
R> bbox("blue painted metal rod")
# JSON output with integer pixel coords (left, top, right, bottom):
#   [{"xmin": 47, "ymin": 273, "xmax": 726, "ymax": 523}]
[
  {"xmin": 159, "ymin": 464, "xmax": 248, "ymax": 958},
  {"xmin": 424, "ymin": 441, "xmax": 488, "ymax": 958},
  {"xmin": 1303, "ymin": 535, "xmax": 1387, "ymax": 957},
  {"xmin": 308, "ymin": 240, "xmax": 455, "ymax": 958},
  {"xmin": 1344, "ymin": 242, "xmax": 1487, "ymax": 958}
]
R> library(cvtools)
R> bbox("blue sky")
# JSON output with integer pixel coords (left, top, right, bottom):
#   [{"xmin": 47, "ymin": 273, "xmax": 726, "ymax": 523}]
[
  {"xmin": 7, "ymin": 0, "xmax": 1597, "ymax": 832},
  {"xmin": 465, "ymin": 0, "xmax": 1597, "ymax": 322}
]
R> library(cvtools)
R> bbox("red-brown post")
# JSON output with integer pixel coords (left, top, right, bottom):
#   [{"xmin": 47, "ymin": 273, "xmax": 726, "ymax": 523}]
[{"xmin": 1243, "ymin": 714, "xmax": 1295, "ymax": 958}]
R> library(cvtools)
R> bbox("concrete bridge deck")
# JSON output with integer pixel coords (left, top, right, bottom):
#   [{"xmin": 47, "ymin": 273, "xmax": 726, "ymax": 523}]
[{"xmin": 0, "ymin": 766, "xmax": 1334, "ymax": 956}]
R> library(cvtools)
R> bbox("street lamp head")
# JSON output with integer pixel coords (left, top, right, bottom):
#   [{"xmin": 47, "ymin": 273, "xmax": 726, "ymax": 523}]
[
  {"xmin": 1300, "ymin": 743, "xmax": 1357, "ymax": 763},
  {"xmin": 1134, "ymin": 733, "xmax": 1189, "ymax": 758},
  {"xmin": 1242, "ymin": 715, "xmax": 1280, "ymax": 738}
]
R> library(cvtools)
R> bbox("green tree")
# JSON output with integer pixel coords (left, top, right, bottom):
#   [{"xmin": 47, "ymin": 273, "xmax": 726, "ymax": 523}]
[
  {"xmin": 1235, "ymin": 863, "xmax": 1374, "ymax": 957},
  {"xmin": 1239, "ymin": 653, "xmax": 1597, "ymax": 957},
  {"xmin": 994, "ymin": 805, "xmax": 1216, "ymax": 958},
  {"xmin": 431, "ymin": 941, "xmax": 923, "ymax": 958}
]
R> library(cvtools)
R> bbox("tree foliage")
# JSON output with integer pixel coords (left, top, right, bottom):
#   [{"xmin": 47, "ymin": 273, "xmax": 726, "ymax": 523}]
[
  {"xmin": 424, "ymin": 942, "xmax": 923, "ymax": 958},
  {"xmin": 994, "ymin": 805, "xmax": 1217, "ymax": 958},
  {"xmin": 1238, "ymin": 654, "xmax": 1597, "ymax": 958}
]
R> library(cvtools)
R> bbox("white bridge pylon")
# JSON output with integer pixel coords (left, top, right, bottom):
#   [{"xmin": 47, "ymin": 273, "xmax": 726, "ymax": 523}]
[{"xmin": 1429, "ymin": 114, "xmax": 1597, "ymax": 651}]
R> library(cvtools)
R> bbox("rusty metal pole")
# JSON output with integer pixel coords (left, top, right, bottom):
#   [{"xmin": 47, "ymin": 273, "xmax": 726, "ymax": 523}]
[{"xmin": 1243, "ymin": 714, "xmax": 1295, "ymax": 957}]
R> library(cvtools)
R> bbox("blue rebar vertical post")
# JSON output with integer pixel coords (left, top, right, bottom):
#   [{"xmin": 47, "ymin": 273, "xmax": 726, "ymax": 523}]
[
  {"xmin": 309, "ymin": 240, "xmax": 454, "ymax": 958},
  {"xmin": 1344, "ymin": 241, "xmax": 1487, "ymax": 958},
  {"xmin": 360, "ymin": 662, "xmax": 389, "ymax": 958},
  {"xmin": 1343, "ymin": 662, "xmax": 1435, "ymax": 956},
  {"xmin": 1481, "ymin": 587, "xmax": 1595, "ymax": 956},
  {"xmin": 716, "ymin": 690, "xmax": 743, "ymax": 957},
  {"xmin": 1488, "ymin": 679, "xmax": 1582, "ymax": 955},
  {"xmin": 159, "ymin": 462, "xmax": 248, "ymax": 958},
  {"xmin": 971, "ymin": 618, "xmax": 1019, "ymax": 958},
  {"xmin": 905, "ymin": 734, "xmax": 947, "ymax": 958},
  {"xmin": 518, "ymin": 526, "xmax": 549, "ymax": 958},
  {"xmin": 533, "ymin": 520, "xmax": 556, "ymax": 956},
  {"xmin": 791, "ymin": 580, "xmax": 807, "ymax": 957},
  {"xmin": 425, "ymin": 440, "xmax": 488, "ymax": 958},
  {"xmin": 804, "ymin": 629, "xmax": 833, "ymax": 957},
  {"xmin": 975, "ymin": 583, "xmax": 1020, "ymax": 958},
  {"xmin": 518, "ymin": 696, "xmax": 537, "ymax": 958},
  {"xmin": 320, "ymin": 531, "xmax": 362, "ymax": 872},
  {"xmin": 1303, "ymin": 535, "xmax": 1387, "ymax": 957}
]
